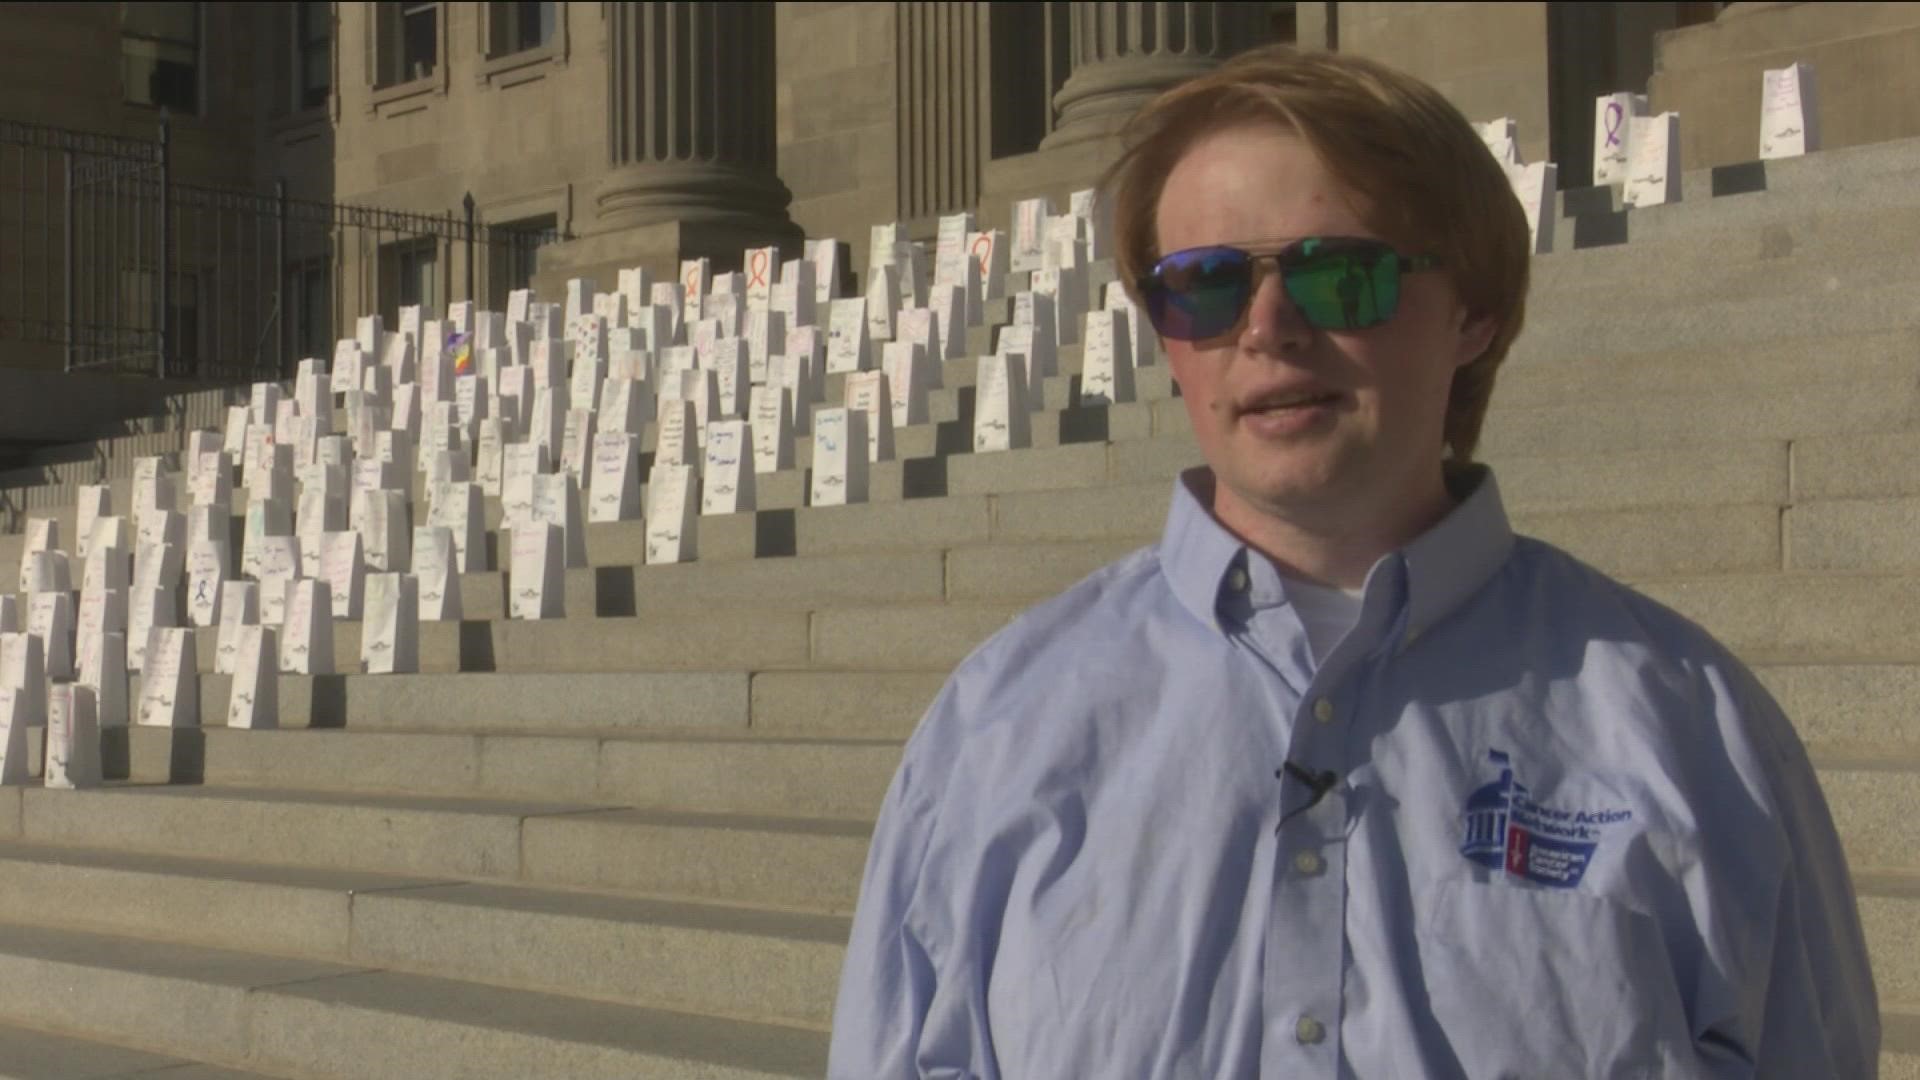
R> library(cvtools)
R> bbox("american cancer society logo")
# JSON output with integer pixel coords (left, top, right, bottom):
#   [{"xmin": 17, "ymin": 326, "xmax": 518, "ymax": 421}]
[{"xmin": 1459, "ymin": 749, "xmax": 1632, "ymax": 888}]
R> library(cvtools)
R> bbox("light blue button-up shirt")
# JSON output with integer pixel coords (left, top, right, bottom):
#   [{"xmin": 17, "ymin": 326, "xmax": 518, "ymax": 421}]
[{"xmin": 829, "ymin": 465, "xmax": 1881, "ymax": 1079}]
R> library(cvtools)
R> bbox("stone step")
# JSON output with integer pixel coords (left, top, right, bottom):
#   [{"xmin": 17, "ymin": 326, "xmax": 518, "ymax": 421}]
[
  {"xmin": 0, "ymin": 842, "xmax": 845, "ymax": 1031},
  {"xmin": 1791, "ymin": 431, "xmax": 1920, "ymax": 501},
  {"xmin": 1546, "ymin": 167, "xmax": 1920, "ymax": 259},
  {"xmin": 1553, "ymin": 137, "xmax": 1920, "ymax": 218},
  {"xmin": 464, "ymin": 549, "xmax": 949, "ymax": 620},
  {"xmin": 1806, "ymin": 757, "xmax": 1920, "ymax": 876},
  {"xmin": 1475, "ymin": 376, "xmax": 1920, "ymax": 457},
  {"xmin": 749, "ymin": 669, "xmax": 947, "ymax": 738},
  {"xmin": 1514, "ymin": 502, "xmax": 1783, "ymax": 578},
  {"xmin": 107, "ymin": 727, "xmax": 900, "ymax": 822},
  {"xmin": 1530, "ymin": 208, "xmax": 1920, "ymax": 305},
  {"xmin": 1785, "ymin": 495, "xmax": 1920, "ymax": 572},
  {"xmin": 1496, "ymin": 329, "xmax": 1920, "ymax": 408},
  {"xmin": 183, "ymin": 607, "xmax": 825, "ymax": 675},
  {"xmin": 9, "ymin": 786, "xmax": 870, "ymax": 915},
  {"xmin": 0, "ymin": 1016, "xmax": 290, "ymax": 1080},
  {"xmin": 448, "ymin": 537, "xmax": 1146, "ymax": 621},
  {"xmin": 1858, "ymin": 871, "xmax": 1920, "ymax": 1018},
  {"xmin": 1635, "ymin": 573, "xmax": 1920, "ymax": 664},
  {"xmin": 1889, "ymin": 1011, "xmax": 1920, "ymax": 1079},
  {"xmin": 1515, "ymin": 279, "xmax": 1920, "ymax": 362},
  {"xmin": 161, "ymin": 600, "xmax": 1017, "ymax": 676},
  {"xmin": 1760, "ymin": 664, "xmax": 1920, "ymax": 753},
  {"xmin": 0, "ymin": 920, "xmax": 825, "ymax": 1079},
  {"xmin": 97, "ymin": 669, "xmax": 938, "ymax": 741},
  {"xmin": 115, "ymin": 671, "xmax": 754, "ymax": 735}
]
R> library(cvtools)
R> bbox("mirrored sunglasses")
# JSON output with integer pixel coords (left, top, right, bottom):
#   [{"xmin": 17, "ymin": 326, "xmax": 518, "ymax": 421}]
[{"xmin": 1138, "ymin": 237, "xmax": 1443, "ymax": 340}]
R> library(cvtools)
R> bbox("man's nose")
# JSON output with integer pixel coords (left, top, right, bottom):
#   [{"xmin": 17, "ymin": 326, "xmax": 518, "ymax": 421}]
[{"xmin": 1239, "ymin": 269, "xmax": 1313, "ymax": 353}]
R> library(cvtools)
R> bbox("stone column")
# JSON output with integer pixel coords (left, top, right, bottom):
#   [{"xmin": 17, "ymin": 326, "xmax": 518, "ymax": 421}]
[
  {"xmin": 1040, "ymin": 2, "xmax": 1269, "ymax": 151},
  {"xmin": 596, "ymin": 1, "xmax": 792, "ymax": 232}
]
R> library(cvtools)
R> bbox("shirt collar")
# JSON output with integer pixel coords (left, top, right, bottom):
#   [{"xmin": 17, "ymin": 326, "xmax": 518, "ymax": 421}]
[
  {"xmin": 1402, "ymin": 463, "xmax": 1516, "ymax": 642},
  {"xmin": 1157, "ymin": 468, "xmax": 1249, "ymax": 635},
  {"xmin": 1156, "ymin": 464, "xmax": 1515, "ymax": 641}
]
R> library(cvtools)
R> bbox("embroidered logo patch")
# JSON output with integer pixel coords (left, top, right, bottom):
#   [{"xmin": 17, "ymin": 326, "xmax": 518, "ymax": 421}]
[{"xmin": 1459, "ymin": 749, "xmax": 1632, "ymax": 888}]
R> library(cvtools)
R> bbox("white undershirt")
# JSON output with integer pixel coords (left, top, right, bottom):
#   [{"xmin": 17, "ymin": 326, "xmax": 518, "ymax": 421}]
[{"xmin": 1283, "ymin": 576, "xmax": 1367, "ymax": 665}]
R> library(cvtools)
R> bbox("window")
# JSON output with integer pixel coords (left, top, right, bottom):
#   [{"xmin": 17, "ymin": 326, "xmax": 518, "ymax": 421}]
[
  {"xmin": 377, "ymin": 1, "xmax": 438, "ymax": 87},
  {"xmin": 295, "ymin": 3, "xmax": 331, "ymax": 110},
  {"xmin": 123, "ymin": 3, "xmax": 199, "ymax": 114},
  {"xmin": 382, "ymin": 239, "xmax": 439, "ymax": 327},
  {"xmin": 1270, "ymin": 2, "xmax": 1297, "ymax": 44},
  {"xmin": 488, "ymin": 1, "xmax": 555, "ymax": 58},
  {"xmin": 287, "ymin": 259, "xmax": 332, "ymax": 361},
  {"xmin": 1676, "ymin": 2, "xmax": 1728, "ymax": 28},
  {"xmin": 989, "ymin": 3, "xmax": 1069, "ymax": 159},
  {"xmin": 488, "ymin": 215, "xmax": 557, "ymax": 310},
  {"xmin": 121, "ymin": 266, "xmax": 200, "ymax": 371}
]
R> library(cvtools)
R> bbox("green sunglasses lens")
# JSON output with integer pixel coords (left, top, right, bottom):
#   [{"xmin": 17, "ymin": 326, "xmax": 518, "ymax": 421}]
[{"xmin": 1283, "ymin": 247, "xmax": 1400, "ymax": 330}]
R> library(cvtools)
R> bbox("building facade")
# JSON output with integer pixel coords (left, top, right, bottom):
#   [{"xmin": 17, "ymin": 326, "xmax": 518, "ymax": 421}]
[{"xmin": 4, "ymin": 1, "xmax": 1919, "ymax": 379}]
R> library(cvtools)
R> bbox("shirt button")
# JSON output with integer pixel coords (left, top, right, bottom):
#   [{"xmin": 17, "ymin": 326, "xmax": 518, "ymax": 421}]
[
  {"xmin": 1296, "ymin": 1015, "xmax": 1326, "ymax": 1045},
  {"xmin": 1312, "ymin": 697, "xmax": 1334, "ymax": 723},
  {"xmin": 1293, "ymin": 850, "xmax": 1325, "ymax": 876},
  {"xmin": 1227, "ymin": 568, "xmax": 1248, "ymax": 592}
]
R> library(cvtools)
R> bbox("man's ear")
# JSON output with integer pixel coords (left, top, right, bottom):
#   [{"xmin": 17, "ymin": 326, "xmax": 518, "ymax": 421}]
[{"xmin": 1453, "ymin": 311, "xmax": 1498, "ymax": 371}]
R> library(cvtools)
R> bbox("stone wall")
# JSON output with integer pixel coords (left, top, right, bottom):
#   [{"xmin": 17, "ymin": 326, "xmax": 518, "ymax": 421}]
[
  {"xmin": 1650, "ymin": 1, "xmax": 1920, "ymax": 172},
  {"xmin": 1334, "ymin": 2, "xmax": 1555, "ymax": 167},
  {"xmin": 326, "ymin": 2, "xmax": 603, "ymax": 321},
  {"xmin": 776, "ymin": 3, "xmax": 900, "ymax": 267},
  {"xmin": 0, "ymin": 4, "xmax": 269, "ymax": 189}
]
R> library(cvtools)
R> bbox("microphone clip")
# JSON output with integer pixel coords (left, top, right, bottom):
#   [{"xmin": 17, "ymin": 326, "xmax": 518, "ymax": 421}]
[{"xmin": 1274, "ymin": 761, "xmax": 1339, "ymax": 833}]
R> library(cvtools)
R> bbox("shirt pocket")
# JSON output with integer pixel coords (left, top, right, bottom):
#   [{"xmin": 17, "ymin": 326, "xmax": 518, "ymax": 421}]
[{"xmin": 1413, "ymin": 878, "xmax": 1702, "ymax": 1080}]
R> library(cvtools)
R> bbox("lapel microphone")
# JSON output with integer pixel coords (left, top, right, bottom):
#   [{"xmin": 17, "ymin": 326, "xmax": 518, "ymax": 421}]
[{"xmin": 1275, "ymin": 762, "xmax": 1340, "ymax": 833}]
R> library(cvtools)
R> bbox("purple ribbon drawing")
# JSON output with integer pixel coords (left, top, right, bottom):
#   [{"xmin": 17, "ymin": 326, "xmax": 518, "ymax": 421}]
[{"xmin": 1604, "ymin": 102, "xmax": 1625, "ymax": 148}]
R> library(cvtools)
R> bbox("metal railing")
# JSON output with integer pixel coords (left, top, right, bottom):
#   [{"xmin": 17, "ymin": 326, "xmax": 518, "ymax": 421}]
[{"xmin": 2, "ymin": 116, "xmax": 558, "ymax": 383}]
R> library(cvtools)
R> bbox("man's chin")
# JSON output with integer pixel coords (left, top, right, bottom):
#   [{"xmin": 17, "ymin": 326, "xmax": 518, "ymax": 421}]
[{"xmin": 1212, "ymin": 468, "xmax": 1348, "ymax": 522}]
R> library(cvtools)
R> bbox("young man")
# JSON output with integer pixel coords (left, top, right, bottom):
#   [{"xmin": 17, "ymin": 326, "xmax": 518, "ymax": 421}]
[{"xmin": 830, "ymin": 46, "xmax": 1880, "ymax": 1078}]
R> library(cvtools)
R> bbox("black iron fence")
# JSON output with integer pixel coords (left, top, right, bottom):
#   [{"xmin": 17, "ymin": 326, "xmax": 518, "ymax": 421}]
[{"xmin": 1, "ymin": 117, "xmax": 558, "ymax": 383}]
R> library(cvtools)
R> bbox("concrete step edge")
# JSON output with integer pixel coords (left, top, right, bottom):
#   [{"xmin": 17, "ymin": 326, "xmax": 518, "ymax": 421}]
[
  {"xmin": 1856, "ymin": 868, "xmax": 1920, "ymax": 897},
  {"xmin": 0, "ymin": 1014, "xmax": 297, "ymax": 1080},
  {"xmin": 1886, "ymin": 1004, "xmax": 1920, "ymax": 1055},
  {"xmin": 0, "ymin": 918, "xmax": 827, "ymax": 1079},
  {"xmin": 0, "ymin": 837, "xmax": 852, "ymax": 1014},
  {"xmin": 21, "ymin": 783, "xmax": 871, "ymax": 838}
]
